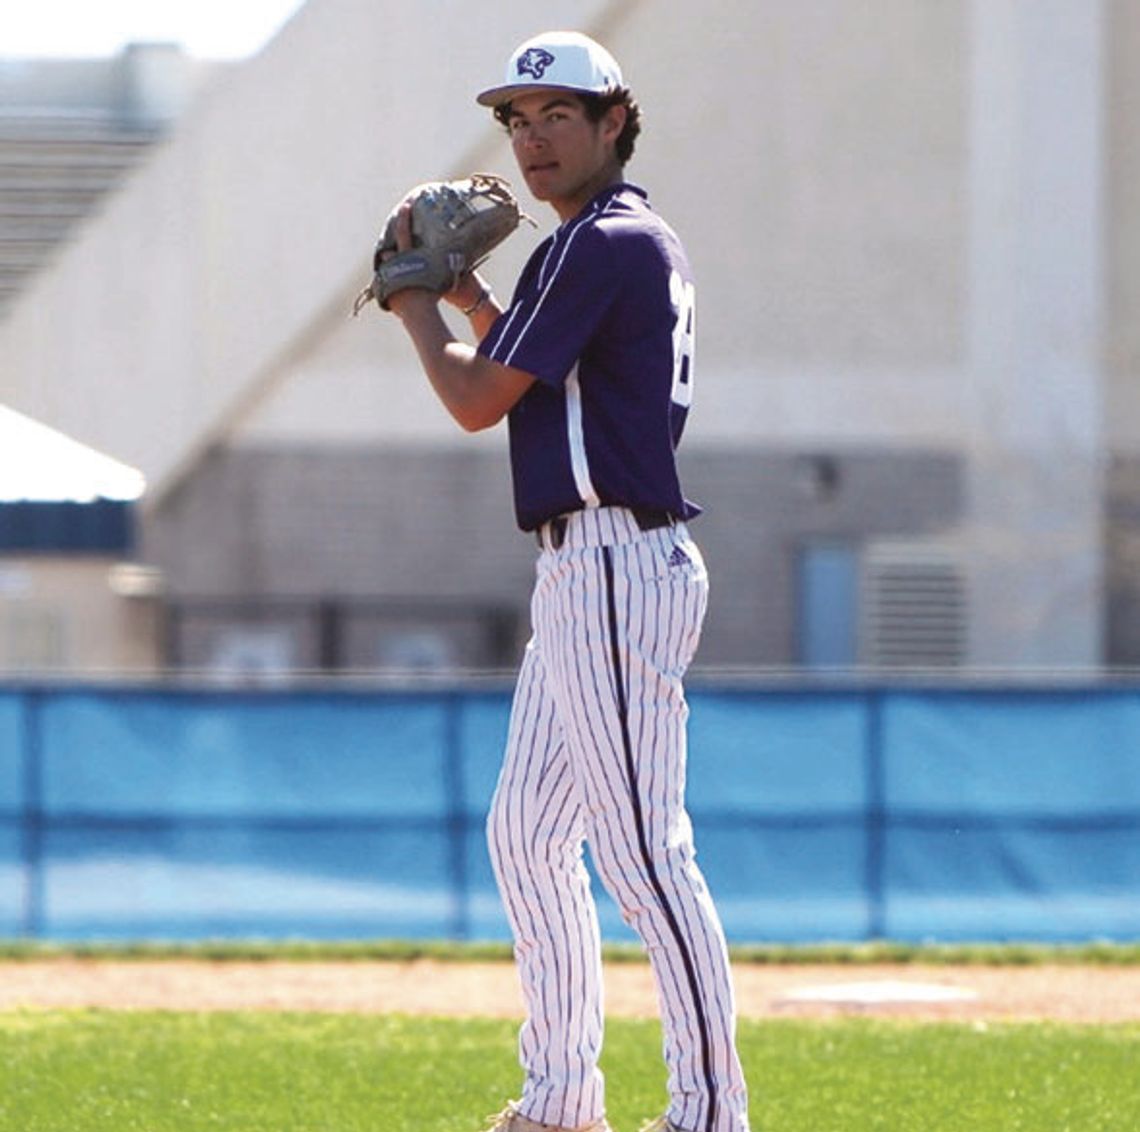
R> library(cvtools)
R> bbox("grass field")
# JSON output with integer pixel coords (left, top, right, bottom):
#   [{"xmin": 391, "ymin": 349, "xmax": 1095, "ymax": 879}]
[{"xmin": 2, "ymin": 1010, "xmax": 1138, "ymax": 1132}]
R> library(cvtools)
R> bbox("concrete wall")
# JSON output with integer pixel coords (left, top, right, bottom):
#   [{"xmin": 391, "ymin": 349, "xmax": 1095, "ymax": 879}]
[
  {"xmin": 239, "ymin": 0, "xmax": 970, "ymax": 452},
  {"xmin": 1110, "ymin": 0, "xmax": 1140, "ymax": 665},
  {"xmin": 1107, "ymin": 456, "xmax": 1140, "ymax": 665},
  {"xmin": 1107, "ymin": 0, "xmax": 1140, "ymax": 452},
  {"xmin": 3, "ymin": 0, "xmax": 1136, "ymax": 671},
  {"xmin": 2, "ymin": 0, "xmax": 971, "ymax": 474},
  {"xmin": 0, "ymin": 0, "xmax": 619, "ymax": 494},
  {"xmin": 0, "ymin": 558, "xmax": 160, "ymax": 673},
  {"xmin": 962, "ymin": 0, "xmax": 1108, "ymax": 669},
  {"xmin": 143, "ymin": 445, "xmax": 962, "ymax": 668}
]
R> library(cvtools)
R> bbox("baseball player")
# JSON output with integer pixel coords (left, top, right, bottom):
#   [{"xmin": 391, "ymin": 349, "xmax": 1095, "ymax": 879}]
[{"xmin": 379, "ymin": 30, "xmax": 750, "ymax": 1132}]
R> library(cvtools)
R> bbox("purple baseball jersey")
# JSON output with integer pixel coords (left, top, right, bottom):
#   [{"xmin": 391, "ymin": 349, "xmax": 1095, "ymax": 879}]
[{"xmin": 478, "ymin": 183, "xmax": 699, "ymax": 531}]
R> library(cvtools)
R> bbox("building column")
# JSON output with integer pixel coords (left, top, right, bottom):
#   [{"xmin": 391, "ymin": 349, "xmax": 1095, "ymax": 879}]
[{"xmin": 966, "ymin": 0, "xmax": 1107, "ymax": 669}]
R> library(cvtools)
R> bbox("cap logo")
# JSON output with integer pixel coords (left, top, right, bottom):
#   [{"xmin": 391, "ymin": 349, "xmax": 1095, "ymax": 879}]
[{"xmin": 517, "ymin": 47, "xmax": 556, "ymax": 81}]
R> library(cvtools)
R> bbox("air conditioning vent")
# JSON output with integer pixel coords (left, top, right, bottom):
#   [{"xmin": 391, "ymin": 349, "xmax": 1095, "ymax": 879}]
[{"xmin": 860, "ymin": 543, "xmax": 966, "ymax": 669}]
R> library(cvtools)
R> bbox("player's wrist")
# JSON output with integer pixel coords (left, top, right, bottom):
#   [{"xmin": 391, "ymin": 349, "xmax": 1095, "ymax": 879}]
[
  {"xmin": 461, "ymin": 286, "xmax": 492, "ymax": 317},
  {"xmin": 387, "ymin": 287, "xmax": 439, "ymax": 319},
  {"xmin": 444, "ymin": 272, "xmax": 489, "ymax": 313}
]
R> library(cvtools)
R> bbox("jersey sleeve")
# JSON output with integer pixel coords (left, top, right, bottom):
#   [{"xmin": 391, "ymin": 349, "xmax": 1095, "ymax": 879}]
[{"xmin": 478, "ymin": 224, "xmax": 621, "ymax": 388}]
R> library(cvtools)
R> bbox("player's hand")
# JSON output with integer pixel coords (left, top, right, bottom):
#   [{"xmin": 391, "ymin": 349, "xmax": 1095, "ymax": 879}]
[
  {"xmin": 393, "ymin": 200, "xmax": 414, "ymax": 253},
  {"xmin": 384, "ymin": 201, "xmax": 439, "ymax": 317},
  {"xmin": 383, "ymin": 202, "xmax": 489, "ymax": 320},
  {"xmin": 375, "ymin": 199, "xmax": 414, "ymax": 261},
  {"xmin": 383, "ymin": 199, "xmax": 495, "ymax": 325},
  {"xmin": 353, "ymin": 174, "xmax": 524, "ymax": 317}
]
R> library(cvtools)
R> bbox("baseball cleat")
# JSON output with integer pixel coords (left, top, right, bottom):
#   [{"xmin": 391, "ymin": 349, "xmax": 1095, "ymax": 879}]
[
  {"xmin": 638, "ymin": 1118, "xmax": 689, "ymax": 1132},
  {"xmin": 483, "ymin": 1102, "xmax": 612, "ymax": 1132}
]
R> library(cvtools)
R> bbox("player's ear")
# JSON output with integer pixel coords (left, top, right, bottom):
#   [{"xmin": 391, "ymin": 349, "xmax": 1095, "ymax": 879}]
[{"xmin": 600, "ymin": 103, "xmax": 627, "ymax": 147}]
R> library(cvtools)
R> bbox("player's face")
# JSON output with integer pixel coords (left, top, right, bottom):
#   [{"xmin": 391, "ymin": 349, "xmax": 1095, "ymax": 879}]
[{"xmin": 506, "ymin": 91, "xmax": 625, "ymax": 221}]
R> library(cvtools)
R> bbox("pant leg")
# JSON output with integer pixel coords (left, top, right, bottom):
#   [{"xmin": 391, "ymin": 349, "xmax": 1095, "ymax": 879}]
[
  {"xmin": 487, "ymin": 638, "xmax": 606, "ymax": 1128},
  {"xmin": 537, "ymin": 528, "xmax": 750, "ymax": 1132}
]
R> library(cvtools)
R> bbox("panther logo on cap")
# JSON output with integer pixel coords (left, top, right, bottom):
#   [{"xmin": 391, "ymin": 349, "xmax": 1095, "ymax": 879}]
[{"xmin": 517, "ymin": 47, "xmax": 556, "ymax": 81}]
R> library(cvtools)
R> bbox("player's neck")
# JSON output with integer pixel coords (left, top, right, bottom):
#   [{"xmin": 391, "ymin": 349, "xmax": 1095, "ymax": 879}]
[{"xmin": 552, "ymin": 166, "xmax": 624, "ymax": 223}]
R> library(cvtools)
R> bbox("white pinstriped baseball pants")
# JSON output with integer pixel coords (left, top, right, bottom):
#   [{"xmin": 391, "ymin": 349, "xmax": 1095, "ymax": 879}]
[{"xmin": 487, "ymin": 507, "xmax": 750, "ymax": 1132}]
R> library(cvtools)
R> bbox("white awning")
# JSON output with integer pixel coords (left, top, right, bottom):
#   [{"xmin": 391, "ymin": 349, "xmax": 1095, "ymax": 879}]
[{"xmin": 0, "ymin": 404, "xmax": 145, "ymax": 502}]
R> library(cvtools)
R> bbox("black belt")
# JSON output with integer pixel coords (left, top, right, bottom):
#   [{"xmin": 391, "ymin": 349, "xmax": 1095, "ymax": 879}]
[{"xmin": 536, "ymin": 507, "xmax": 674, "ymax": 550}]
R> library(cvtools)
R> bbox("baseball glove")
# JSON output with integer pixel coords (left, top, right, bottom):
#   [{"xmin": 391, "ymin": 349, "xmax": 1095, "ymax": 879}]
[{"xmin": 352, "ymin": 173, "xmax": 530, "ymax": 314}]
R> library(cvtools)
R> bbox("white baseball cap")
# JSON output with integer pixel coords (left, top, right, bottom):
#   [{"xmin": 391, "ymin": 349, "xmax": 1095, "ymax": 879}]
[{"xmin": 476, "ymin": 30, "xmax": 624, "ymax": 108}]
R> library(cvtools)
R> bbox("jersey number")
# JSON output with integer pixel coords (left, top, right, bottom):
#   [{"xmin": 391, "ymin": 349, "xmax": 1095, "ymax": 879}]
[{"xmin": 670, "ymin": 271, "xmax": 696, "ymax": 409}]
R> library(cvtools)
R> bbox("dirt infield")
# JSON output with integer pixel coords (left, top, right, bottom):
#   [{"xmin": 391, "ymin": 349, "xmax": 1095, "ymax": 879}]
[{"xmin": 3, "ymin": 959, "xmax": 1139, "ymax": 1022}]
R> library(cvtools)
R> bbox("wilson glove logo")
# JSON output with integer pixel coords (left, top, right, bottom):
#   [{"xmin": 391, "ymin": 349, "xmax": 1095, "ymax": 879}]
[{"xmin": 383, "ymin": 255, "xmax": 429, "ymax": 279}]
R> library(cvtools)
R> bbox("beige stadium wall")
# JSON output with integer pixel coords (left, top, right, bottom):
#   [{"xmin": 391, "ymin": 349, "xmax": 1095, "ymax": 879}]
[
  {"xmin": 0, "ymin": 0, "xmax": 1124, "ymax": 669},
  {"xmin": 237, "ymin": 1, "xmax": 1111, "ymax": 669},
  {"xmin": 0, "ymin": 0, "xmax": 622, "ymax": 492},
  {"xmin": 962, "ymin": 0, "xmax": 1107, "ymax": 669},
  {"xmin": 240, "ymin": 0, "xmax": 970, "ymax": 451},
  {"xmin": 1, "ymin": 0, "xmax": 972, "ymax": 476},
  {"xmin": 1105, "ymin": 0, "xmax": 1140, "ymax": 663},
  {"xmin": 1108, "ymin": 0, "xmax": 1140, "ymax": 449},
  {"xmin": 0, "ymin": 559, "xmax": 160, "ymax": 673}
]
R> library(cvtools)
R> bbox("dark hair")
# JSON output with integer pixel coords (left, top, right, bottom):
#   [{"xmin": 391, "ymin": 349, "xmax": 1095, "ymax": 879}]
[{"xmin": 494, "ymin": 87, "xmax": 642, "ymax": 166}]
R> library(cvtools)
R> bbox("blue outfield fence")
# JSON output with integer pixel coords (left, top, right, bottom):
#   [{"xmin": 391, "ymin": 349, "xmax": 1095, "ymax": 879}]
[{"xmin": 0, "ymin": 680, "xmax": 1138, "ymax": 943}]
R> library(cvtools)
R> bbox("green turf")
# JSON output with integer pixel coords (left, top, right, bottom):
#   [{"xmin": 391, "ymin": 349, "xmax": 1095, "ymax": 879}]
[{"xmin": 1, "ymin": 1012, "xmax": 1138, "ymax": 1132}]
